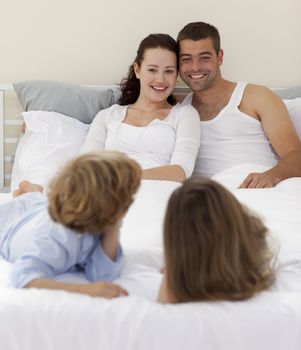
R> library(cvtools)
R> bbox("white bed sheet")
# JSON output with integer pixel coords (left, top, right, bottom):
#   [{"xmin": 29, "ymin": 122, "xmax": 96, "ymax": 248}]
[{"xmin": 0, "ymin": 164, "xmax": 301, "ymax": 350}]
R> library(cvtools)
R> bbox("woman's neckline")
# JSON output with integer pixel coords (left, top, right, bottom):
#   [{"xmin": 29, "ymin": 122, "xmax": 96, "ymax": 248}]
[{"xmin": 121, "ymin": 103, "xmax": 178, "ymax": 127}]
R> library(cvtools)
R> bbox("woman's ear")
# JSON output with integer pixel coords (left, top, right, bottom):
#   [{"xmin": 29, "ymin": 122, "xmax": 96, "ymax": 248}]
[{"xmin": 134, "ymin": 62, "xmax": 140, "ymax": 79}]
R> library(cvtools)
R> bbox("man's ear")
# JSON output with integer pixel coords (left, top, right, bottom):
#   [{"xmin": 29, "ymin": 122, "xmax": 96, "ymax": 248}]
[
  {"xmin": 134, "ymin": 62, "xmax": 140, "ymax": 79},
  {"xmin": 217, "ymin": 49, "xmax": 224, "ymax": 66}
]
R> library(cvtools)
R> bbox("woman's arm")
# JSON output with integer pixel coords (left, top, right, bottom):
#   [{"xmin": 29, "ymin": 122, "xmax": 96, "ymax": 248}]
[
  {"xmin": 169, "ymin": 105, "xmax": 201, "ymax": 178},
  {"xmin": 142, "ymin": 164, "xmax": 186, "ymax": 182},
  {"xmin": 142, "ymin": 106, "xmax": 201, "ymax": 182},
  {"xmin": 79, "ymin": 109, "xmax": 109, "ymax": 154},
  {"xmin": 25, "ymin": 278, "xmax": 128, "ymax": 298}
]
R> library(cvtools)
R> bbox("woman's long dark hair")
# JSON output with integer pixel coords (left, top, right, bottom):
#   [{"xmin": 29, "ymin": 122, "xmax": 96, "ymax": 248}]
[{"xmin": 118, "ymin": 34, "xmax": 178, "ymax": 106}]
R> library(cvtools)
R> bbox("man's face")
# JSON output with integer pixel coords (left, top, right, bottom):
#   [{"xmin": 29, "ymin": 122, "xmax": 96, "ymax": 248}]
[{"xmin": 178, "ymin": 38, "xmax": 223, "ymax": 91}]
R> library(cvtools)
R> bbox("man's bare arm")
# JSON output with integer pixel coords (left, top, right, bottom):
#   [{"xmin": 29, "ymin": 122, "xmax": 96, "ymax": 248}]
[{"xmin": 239, "ymin": 85, "xmax": 301, "ymax": 188}]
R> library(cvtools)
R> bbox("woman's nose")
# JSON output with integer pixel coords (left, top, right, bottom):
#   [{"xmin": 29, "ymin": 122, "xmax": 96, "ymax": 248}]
[{"xmin": 155, "ymin": 72, "xmax": 165, "ymax": 83}]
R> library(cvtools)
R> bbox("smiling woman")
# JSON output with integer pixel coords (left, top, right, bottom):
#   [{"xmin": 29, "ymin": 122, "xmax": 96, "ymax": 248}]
[{"xmin": 80, "ymin": 34, "xmax": 201, "ymax": 183}]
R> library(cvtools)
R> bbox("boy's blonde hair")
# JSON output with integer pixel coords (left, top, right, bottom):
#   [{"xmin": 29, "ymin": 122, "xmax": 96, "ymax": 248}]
[
  {"xmin": 164, "ymin": 176, "xmax": 275, "ymax": 303},
  {"xmin": 48, "ymin": 151, "xmax": 141, "ymax": 234}
]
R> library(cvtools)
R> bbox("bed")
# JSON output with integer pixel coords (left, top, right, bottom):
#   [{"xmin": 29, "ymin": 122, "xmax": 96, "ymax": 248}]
[{"xmin": 0, "ymin": 81, "xmax": 301, "ymax": 350}]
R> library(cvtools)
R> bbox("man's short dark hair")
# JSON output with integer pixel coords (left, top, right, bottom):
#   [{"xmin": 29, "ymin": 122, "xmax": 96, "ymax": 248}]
[{"xmin": 177, "ymin": 22, "xmax": 221, "ymax": 55}]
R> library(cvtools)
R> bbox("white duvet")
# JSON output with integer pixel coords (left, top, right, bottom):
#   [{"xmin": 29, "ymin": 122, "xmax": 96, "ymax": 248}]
[{"xmin": 0, "ymin": 164, "xmax": 301, "ymax": 350}]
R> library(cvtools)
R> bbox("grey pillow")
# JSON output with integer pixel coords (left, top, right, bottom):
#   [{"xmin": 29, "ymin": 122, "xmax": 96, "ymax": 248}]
[
  {"xmin": 272, "ymin": 86, "xmax": 301, "ymax": 99},
  {"xmin": 13, "ymin": 80, "xmax": 121, "ymax": 124}
]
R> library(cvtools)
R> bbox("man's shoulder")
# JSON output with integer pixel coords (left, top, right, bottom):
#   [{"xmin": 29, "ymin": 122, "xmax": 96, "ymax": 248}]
[
  {"xmin": 245, "ymin": 83, "xmax": 275, "ymax": 97},
  {"xmin": 242, "ymin": 83, "xmax": 282, "ymax": 108}
]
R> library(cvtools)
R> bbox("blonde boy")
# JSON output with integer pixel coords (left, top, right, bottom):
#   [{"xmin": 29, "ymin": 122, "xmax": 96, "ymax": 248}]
[{"xmin": 0, "ymin": 151, "xmax": 141, "ymax": 298}]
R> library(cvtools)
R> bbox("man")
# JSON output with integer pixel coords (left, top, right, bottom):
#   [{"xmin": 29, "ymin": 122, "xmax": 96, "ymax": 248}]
[{"xmin": 177, "ymin": 22, "xmax": 301, "ymax": 188}]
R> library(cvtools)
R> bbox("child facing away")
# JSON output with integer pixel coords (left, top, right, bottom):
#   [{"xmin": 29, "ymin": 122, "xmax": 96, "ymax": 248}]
[
  {"xmin": 0, "ymin": 151, "xmax": 141, "ymax": 298},
  {"xmin": 158, "ymin": 176, "xmax": 275, "ymax": 303}
]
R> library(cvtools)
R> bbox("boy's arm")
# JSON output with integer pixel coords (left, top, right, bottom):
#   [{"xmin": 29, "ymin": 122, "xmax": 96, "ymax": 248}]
[
  {"xmin": 9, "ymin": 220, "xmax": 84, "ymax": 289},
  {"xmin": 84, "ymin": 222, "xmax": 124, "ymax": 282},
  {"xmin": 101, "ymin": 221, "xmax": 122, "ymax": 260},
  {"xmin": 25, "ymin": 278, "xmax": 128, "ymax": 298}
]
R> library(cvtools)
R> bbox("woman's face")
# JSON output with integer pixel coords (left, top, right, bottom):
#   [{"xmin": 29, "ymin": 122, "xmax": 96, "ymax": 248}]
[{"xmin": 134, "ymin": 47, "xmax": 177, "ymax": 104}]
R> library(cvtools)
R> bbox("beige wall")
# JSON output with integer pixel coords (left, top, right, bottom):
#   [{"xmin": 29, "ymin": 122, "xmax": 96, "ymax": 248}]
[
  {"xmin": 1, "ymin": 0, "xmax": 301, "ymax": 188},
  {"xmin": 1, "ymin": 0, "xmax": 301, "ymax": 88}
]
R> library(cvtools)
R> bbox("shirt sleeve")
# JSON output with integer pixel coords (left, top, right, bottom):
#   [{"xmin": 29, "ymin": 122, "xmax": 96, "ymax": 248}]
[
  {"xmin": 170, "ymin": 105, "xmax": 201, "ymax": 177},
  {"xmin": 79, "ymin": 108, "xmax": 109, "ymax": 154},
  {"xmin": 0, "ymin": 192, "xmax": 46, "ymax": 221},
  {"xmin": 84, "ymin": 242, "xmax": 124, "ymax": 282},
  {"xmin": 9, "ymin": 223, "xmax": 81, "ymax": 288},
  {"xmin": 0, "ymin": 192, "xmax": 47, "ymax": 259}
]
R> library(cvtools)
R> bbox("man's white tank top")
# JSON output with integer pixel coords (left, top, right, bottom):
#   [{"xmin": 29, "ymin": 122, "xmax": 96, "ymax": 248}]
[{"xmin": 182, "ymin": 82, "xmax": 278, "ymax": 177}]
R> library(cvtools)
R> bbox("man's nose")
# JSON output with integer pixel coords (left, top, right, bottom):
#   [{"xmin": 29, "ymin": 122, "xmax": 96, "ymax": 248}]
[{"xmin": 191, "ymin": 59, "xmax": 201, "ymax": 71}]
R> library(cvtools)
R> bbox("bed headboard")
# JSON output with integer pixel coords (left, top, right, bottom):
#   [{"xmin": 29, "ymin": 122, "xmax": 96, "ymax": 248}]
[
  {"xmin": 0, "ymin": 87, "xmax": 3, "ymax": 189},
  {"xmin": 0, "ymin": 84, "xmax": 23, "ymax": 191}
]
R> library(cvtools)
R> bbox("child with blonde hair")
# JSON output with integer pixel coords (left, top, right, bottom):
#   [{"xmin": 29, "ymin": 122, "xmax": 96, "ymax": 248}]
[
  {"xmin": 0, "ymin": 151, "xmax": 141, "ymax": 298},
  {"xmin": 158, "ymin": 176, "xmax": 275, "ymax": 303}
]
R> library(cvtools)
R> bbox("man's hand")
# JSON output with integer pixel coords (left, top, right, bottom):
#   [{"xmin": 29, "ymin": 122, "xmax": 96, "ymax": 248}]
[
  {"xmin": 239, "ymin": 170, "xmax": 280, "ymax": 188},
  {"xmin": 81, "ymin": 281, "xmax": 128, "ymax": 298}
]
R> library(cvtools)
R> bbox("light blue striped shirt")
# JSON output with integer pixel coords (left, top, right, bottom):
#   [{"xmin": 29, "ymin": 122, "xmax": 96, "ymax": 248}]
[{"xmin": 0, "ymin": 192, "xmax": 123, "ymax": 288}]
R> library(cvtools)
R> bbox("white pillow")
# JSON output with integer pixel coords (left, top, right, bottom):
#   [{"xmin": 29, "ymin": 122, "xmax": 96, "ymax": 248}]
[
  {"xmin": 283, "ymin": 98, "xmax": 301, "ymax": 139},
  {"xmin": 11, "ymin": 111, "xmax": 89, "ymax": 191}
]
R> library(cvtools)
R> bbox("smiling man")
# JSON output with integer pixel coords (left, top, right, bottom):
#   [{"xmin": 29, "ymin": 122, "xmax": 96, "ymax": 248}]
[{"xmin": 177, "ymin": 21, "xmax": 301, "ymax": 188}]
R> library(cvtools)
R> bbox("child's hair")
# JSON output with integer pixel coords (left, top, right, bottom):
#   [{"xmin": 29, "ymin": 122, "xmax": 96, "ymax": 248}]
[
  {"xmin": 48, "ymin": 151, "xmax": 141, "ymax": 234},
  {"xmin": 163, "ymin": 176, "xmax": 275, "ymax": 303}
]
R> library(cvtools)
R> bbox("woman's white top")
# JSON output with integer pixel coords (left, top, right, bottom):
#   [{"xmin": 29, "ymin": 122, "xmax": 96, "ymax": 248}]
[
  {"xmin": 182, "ymin": 82, "xmax": 278, "ymax": 177},
  {"xmin": 80, "ymin": 103, "xmax": 201, "ymax": 177}
]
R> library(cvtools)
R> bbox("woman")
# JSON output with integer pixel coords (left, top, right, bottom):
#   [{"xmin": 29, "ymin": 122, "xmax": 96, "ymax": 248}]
[{"xmin": 80, "ymin": 34, "xmax": 200, "ymax": 182}]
